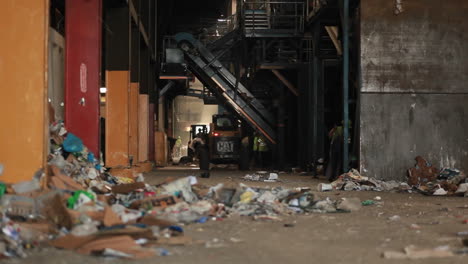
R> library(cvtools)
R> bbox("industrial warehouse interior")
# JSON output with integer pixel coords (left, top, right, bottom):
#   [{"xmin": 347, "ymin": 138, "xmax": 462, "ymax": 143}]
[{"xmin": 1, "ymin": 0, "xmax": 468, "ymax": 262}]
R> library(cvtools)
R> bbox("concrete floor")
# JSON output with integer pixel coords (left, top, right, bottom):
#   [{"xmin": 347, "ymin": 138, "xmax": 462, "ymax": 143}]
[{"xmin": 8, "ymin": 167, "xmax": 468, "ymax": 264}]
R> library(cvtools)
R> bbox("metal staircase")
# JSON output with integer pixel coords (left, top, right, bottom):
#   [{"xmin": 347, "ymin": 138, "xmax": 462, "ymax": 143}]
[
  {"xmin": 242, "ymin": 1, "xmax": 305, "ymax": 37},
  {"xmin": 174, "ymin": 33, "xmax": 277, "ymax": 144},
  {"xmin": 164, "ymin": 2, "xmax": 314, "ymax": 144},
  {"xmin": 244, "ymin": 9, "xmax": 270, "ymax": 31}
]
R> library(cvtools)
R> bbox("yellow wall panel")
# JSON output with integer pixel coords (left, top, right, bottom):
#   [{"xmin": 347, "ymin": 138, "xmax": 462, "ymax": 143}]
[
  {"xmin": 138, "ymin": 95, "xmax": 149, "ymax": 162},
  {"xmin": 0, "ymin": 0, "xmax": 49, "ymax": 183},
  {"xmin": 105, "ymin": 71, "xmax": 129, "ymax": 167},
  {"xmin": 128, "ymin": 83, "xmax": 139, "ymax": 162}
]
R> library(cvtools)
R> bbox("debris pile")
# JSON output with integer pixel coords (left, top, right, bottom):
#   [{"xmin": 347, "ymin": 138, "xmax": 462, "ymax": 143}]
[
  {"xmin": 408, "ymin": 156, "xmax": 468, "ymax": 196},
  {"xmin": 320, "ymin": 157, "xmax": 468, "ymax": 197},
  {"xmin": 242, "ymin": 171, "xmax": 279, "ymax": 182},
  {"xmin": 0, "ymin": 122, "xmax": 364, "ymax": 259},
  {"xmin": 325, "ymin": 169, "xmax": 411, "ymax": 192}
]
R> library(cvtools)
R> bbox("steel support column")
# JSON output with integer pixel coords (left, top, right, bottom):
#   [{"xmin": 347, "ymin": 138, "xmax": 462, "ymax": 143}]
[
  {"xmin": 65, "ymin": 0, "xmax": 102, "ymax": 156},
  {"xmin": 312, "ymin": 22, "xmax": 320, "ymax": 173},
  {"xmin": 307, "ymin": 62, "xmax": 314, "ymax": 170},
  {"xmin": 297, "ymin": 66, "xmax": 305, "ymax": 168},
  {"xmin": 277, "ymin": 84, "xmax": 286, "ymax": 170},
  {"xmin": 307, "ymin": 21, "xmax": 320, "ymax": 174},
  {"xmin": 342, "ymin": 0, "xmax": 350, "ymax": 172}
]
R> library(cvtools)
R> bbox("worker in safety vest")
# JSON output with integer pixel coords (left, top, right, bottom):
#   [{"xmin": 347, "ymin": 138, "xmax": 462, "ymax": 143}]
[
  {"xmin": 172, "ymin": 136, "xmax": 182, "ymax": 159},
  {"xmin": 253, "ymin": 132, "xmax": 269, "ymax": 169},
  {"xmin": 325, "ymin": 120, "xmax": 351, "ymax": 181}
]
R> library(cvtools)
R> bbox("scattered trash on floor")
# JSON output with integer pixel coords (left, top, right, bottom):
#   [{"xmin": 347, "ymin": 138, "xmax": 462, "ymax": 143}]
[
  {"xmin": 361, "ymin": 200, "xmax": 375, "ymax": 206},
  {"xmin": 388, "ymin": 215, "xmax": 401, "ymax": 221},
  {"xmin": 336, "ymin": 197, "xmax": 362, "ymax": 212},
  {"xmin": 322, "ymin": 169, "xmax": 411, "ymax": 192},
  {"xmin": 242, "ymin": 171, "xmax": 280, "ymax": 182},
  {"xmin": 317, "ymin": 183, "xmax": 333, "ymax": 192},
  {"xmin": 383, "ymin": 245, "xmax": 454, "ymax": 259},
  {"xmin": 318, "ymin": 158, "xmax": 468, "ymax": 197},
  {"xmin": 408, "ymin": 156, "xmax": 468, "ymax": 196},
  {"xmin": 8, "ymin": 124, "xmax": 467, "ymax": 260},
  {"xmin": 204, "ymin": 238, "xmax": 226, "ymax": 248},
  {"xmin": 0, "ymin": 122, "xmax": 374, "ymax": 259}
]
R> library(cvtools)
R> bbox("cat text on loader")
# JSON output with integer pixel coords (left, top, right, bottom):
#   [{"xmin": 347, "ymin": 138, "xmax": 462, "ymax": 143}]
[{"xmin": 193, "ymin": 114, "xmax": 249, "ymax": 178}]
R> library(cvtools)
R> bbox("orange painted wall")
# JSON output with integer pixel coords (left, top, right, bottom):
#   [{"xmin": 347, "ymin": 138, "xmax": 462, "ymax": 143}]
[
  {"xmin": 128, "ymin": 83, "xmax": 139, "ymax": 162},
  {"xmin": 0, "ymin": 0, "xmax": 49, "ymax": 183},
  {"xmin": 155, "ymin": 131, "xmax": 167, "ymax": 166},
  {"xmin": 105, "ymin": 71, "xmax": 129, "ymax": 167},
  {"xmin": 138, "ymin": 95, "xmax": 149, "ymax": 162}
]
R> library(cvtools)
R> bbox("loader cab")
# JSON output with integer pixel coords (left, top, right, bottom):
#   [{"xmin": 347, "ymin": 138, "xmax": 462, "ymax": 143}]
[
  {"xmin": 209, "ymin": 114, "xmax": 241, "ymax": 162},
  {"xmin": 214, "ymin": 115, "xmax": 237, "ymax": 131}
]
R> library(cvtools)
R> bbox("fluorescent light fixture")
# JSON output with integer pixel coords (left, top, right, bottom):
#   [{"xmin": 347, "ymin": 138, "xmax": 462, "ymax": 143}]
[{"xmin": 100, "ymin": 87, "xmax": 107, "ymax": 93}]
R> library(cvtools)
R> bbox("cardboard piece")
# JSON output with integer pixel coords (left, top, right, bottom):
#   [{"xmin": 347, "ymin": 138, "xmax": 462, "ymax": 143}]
[
  {"xmin": 96, "ymin": 194, "xmax": 111, "ymax": 205},
  {"xmin": 383, "ymin": 245, "xmax": 454, "ymax": 259},
  {"xmin": 111, "ymin": 182, "xmax": 145, "ymax": 194},
  {"xmin": 50, "ymin": 166, "xmax": 84, "ymax": 191},
  {"xmin": 66, "ymin": 207, "xmax": 104, "ymax": 224},
  {"xmin": 76, "ymin": 235, "xmax": 155, "ymax": 259},
  {"xmin": 103, "ymin": 206, "xmax": 123, "ymax": 227},
  {"xmin": 18, "ymin": 222, "xmax": 55, "ymax": 234},
  {"xmin": 51, "ymin": 227, "xmax": 157, "ymax": 256},
  {"xmin": 50, "ymin": 177, "xmax": 67, "ymax": 190},
  {"xmin": 49, "ymin": 234, "xmax": 97, "ymax": 250},
  {"xmin": 138, "ymin": 215, "xmax": 174, "ymax": 228},
  {"xmin": 41, "ymin": 193, "xmax": 73, "ymax": 229}
]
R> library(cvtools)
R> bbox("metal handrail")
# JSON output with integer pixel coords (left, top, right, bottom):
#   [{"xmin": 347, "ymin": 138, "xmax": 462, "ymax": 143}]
[
  {"xmin": 242, "ymin": 1, "xmax": 305, "ymax": 35},
  {"xmin": 198, "ymin": 13, "xmax": 238, "ymax": 45}
]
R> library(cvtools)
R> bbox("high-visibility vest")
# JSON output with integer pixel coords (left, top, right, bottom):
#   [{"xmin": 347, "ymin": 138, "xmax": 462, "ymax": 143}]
[
  {"xmin": 253, "ymin": 136, "xmax": 259, "ymax": 151},
  {"xmin": 257, "ymin": 137, "xmax": 268, "ymax": 152}
]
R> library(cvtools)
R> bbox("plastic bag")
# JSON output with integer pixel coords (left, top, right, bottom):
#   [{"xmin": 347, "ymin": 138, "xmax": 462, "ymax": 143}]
[{"xmin": 63, "ymin": 133, "xmax": 84, "ymax": 153}]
